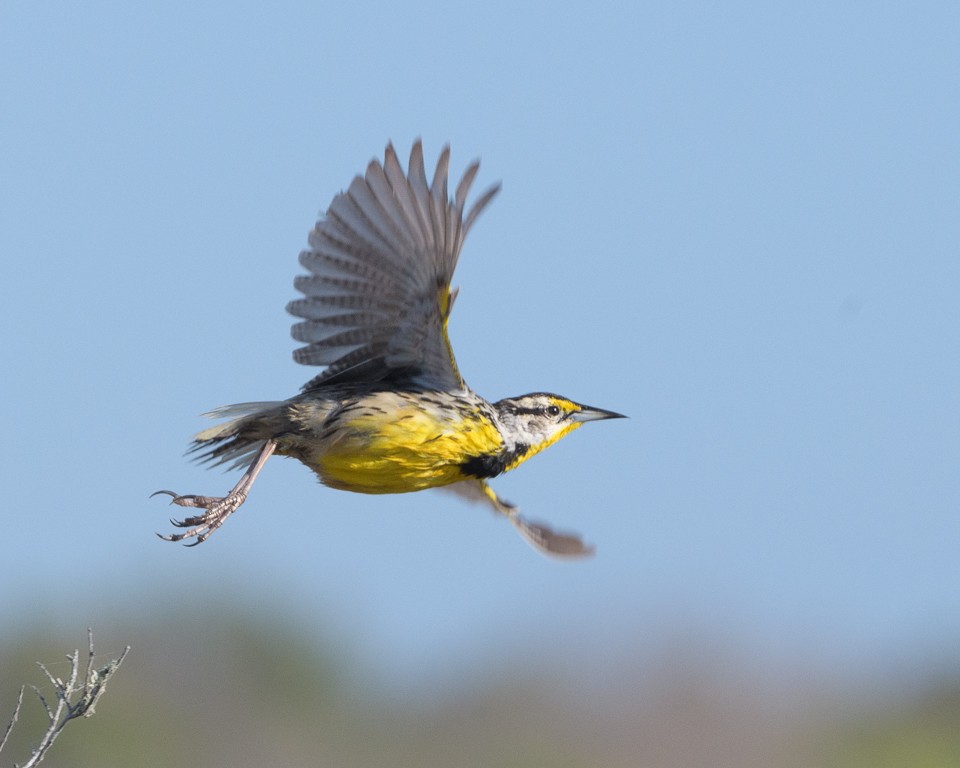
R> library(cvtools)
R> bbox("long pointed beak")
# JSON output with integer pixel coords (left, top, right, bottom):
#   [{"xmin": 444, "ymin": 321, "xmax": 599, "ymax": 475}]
[{"xmin": 571, "ymin": 404, "xmax": 627, "ymax": 423}]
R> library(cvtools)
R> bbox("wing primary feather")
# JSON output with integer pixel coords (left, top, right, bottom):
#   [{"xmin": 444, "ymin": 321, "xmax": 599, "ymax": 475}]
[
  {"xmin": 463, "ymin": 182, "xmax": 502, "ymax": 235},
  {"xmin": 432, "ymin": 145, "xmax": 451, "ymax": 201},
  {"xmin": 291, "ymin": 324, "xmax": 389, "ymax": 346},
  {"xmin": 455, "ymin": 160, "xmax": 480, "ymax": 211},
  {"xmin": 296, "ymin": 340, "xmax": 384, "ymax": 366},
  {"xmin": 406, "ymin": 141, "xmax": 436, "ymax": 252},
  {"xmin": 430, "ymin": 146, "xmax": 451, "ymax": 266},
  {"xmin": 452, "ymin": 161, "xmax": 483, "ymax": 253},
  {"xmin": 293, "ymin": 273, "xmax": 396, "ymax": 299}
]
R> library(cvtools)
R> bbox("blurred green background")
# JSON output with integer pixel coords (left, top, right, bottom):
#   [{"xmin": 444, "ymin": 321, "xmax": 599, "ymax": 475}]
[{"xmin": 2, "ymin": 610, "xmax": 959, "ymax": 767}]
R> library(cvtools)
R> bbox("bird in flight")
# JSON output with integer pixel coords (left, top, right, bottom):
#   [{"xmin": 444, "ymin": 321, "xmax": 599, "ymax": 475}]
[{"xmin": 155, "ymin": 141, "xmax": 624, "ymax": 557}]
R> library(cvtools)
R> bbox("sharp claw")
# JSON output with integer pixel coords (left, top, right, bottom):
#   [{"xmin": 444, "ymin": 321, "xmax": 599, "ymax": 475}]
[
  {"xmin": 151, "ymin": 490, "xmax": 179, "ymax": 500},
  {"xmin": 156, "ymin": 527, "xmax": 207, "ymax": 544},
  {"xmin": 155, "ymin": 489, "xmax": 247, "ymax": 544}
]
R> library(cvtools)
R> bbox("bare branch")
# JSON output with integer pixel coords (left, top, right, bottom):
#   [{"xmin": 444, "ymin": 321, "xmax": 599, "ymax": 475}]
[
  {"xmin": 0, "ymin": 630, "xmax": 130, "ymax": 767},
  {"xmin": 0, "ymin": 687, "xmax": 24, "ymax": 756}
]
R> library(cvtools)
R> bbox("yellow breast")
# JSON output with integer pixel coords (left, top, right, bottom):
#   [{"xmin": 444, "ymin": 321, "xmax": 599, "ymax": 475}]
[{"xmin": 311, "ymin": 399, "xmax": 504, "ymax": 494}]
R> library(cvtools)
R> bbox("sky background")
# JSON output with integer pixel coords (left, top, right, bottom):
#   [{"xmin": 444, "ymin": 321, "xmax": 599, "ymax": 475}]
[{"xmin": 1, "ymin": 0, "xmax": 958, "ymax": 696}]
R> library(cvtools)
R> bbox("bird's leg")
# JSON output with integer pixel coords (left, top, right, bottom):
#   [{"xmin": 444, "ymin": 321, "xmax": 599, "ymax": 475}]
[
  {"xmin": 153, "ymin": 440, "xmax": 277, "ymax": 545},
  {"xmin": 475, "ymin": 481, "xmax": 595, "ymax": 558},
  {"xmin": 508, "ymin": 513, "xmax": 596, "ymax": 558}
]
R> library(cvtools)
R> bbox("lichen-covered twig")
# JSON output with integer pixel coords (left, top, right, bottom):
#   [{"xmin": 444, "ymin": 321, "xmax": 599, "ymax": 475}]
[{"xmin": 1, "ymin": 629, "xmax": 130, "ymax": 767}]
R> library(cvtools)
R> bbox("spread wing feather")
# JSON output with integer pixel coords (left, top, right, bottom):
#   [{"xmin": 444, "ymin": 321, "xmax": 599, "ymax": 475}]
[{"xmin": 289, "ymin": 140, "xmax": 500, "ymax": 392}]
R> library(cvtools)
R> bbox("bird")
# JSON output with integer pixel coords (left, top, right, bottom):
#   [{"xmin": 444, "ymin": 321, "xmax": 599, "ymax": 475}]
[{"xmin": 154, "ymin": 140, "xmax": 624, "ymax": 557}]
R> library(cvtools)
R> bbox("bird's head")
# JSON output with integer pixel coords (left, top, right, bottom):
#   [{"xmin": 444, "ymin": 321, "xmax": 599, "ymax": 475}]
[{"xmin": 494, "ymin": 393, "xmax": 625, "ymax": 470}]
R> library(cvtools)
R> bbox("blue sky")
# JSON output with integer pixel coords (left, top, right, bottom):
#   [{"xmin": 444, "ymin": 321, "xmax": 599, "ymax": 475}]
[{"xmin": 1, "ymin": 1, "xmax": 958, "ymax": 690}]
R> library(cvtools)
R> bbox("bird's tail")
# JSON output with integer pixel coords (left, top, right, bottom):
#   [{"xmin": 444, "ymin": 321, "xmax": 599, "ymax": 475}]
[{"xmin": 188, "ymin": 401, "xmax": 286, "ymax": 470}]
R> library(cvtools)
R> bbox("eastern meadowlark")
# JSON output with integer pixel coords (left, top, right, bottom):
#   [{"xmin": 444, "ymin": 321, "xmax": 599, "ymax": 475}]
[{"xmin": 155, "ymin": 141, "xmax": 624, "ymax": 557}]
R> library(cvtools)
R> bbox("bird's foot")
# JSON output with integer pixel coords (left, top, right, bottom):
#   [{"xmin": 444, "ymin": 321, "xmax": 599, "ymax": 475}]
[
  {"xmin": 151, "ymin": 489, "xmax": 248, "ymax": 546},
  {"xmin": 509, "ymin": 515, "xmax": 595, "ymax": 558}
]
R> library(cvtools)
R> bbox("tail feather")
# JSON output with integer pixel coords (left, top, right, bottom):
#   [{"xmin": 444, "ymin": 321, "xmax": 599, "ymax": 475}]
[{"xmin": 188, "ymin": 401, "xmax": 284, "ymax": 471}]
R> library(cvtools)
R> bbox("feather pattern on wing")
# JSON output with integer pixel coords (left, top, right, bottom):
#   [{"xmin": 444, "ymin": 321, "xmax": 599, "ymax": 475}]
[{"xmin": 288, "ymin": 140, "xmax": 500, "ymax": 391}]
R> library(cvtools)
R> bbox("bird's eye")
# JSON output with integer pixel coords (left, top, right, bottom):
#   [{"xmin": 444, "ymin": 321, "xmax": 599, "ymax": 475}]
[{"xmin": 546, "ymin": 405, "xmax": 561, "ymax": 418}]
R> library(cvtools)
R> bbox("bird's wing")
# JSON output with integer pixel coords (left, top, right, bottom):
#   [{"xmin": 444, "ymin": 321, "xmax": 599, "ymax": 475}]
[{"xmin": 288, "ymin": 140, "xmax": 500, "ymax": 391}]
